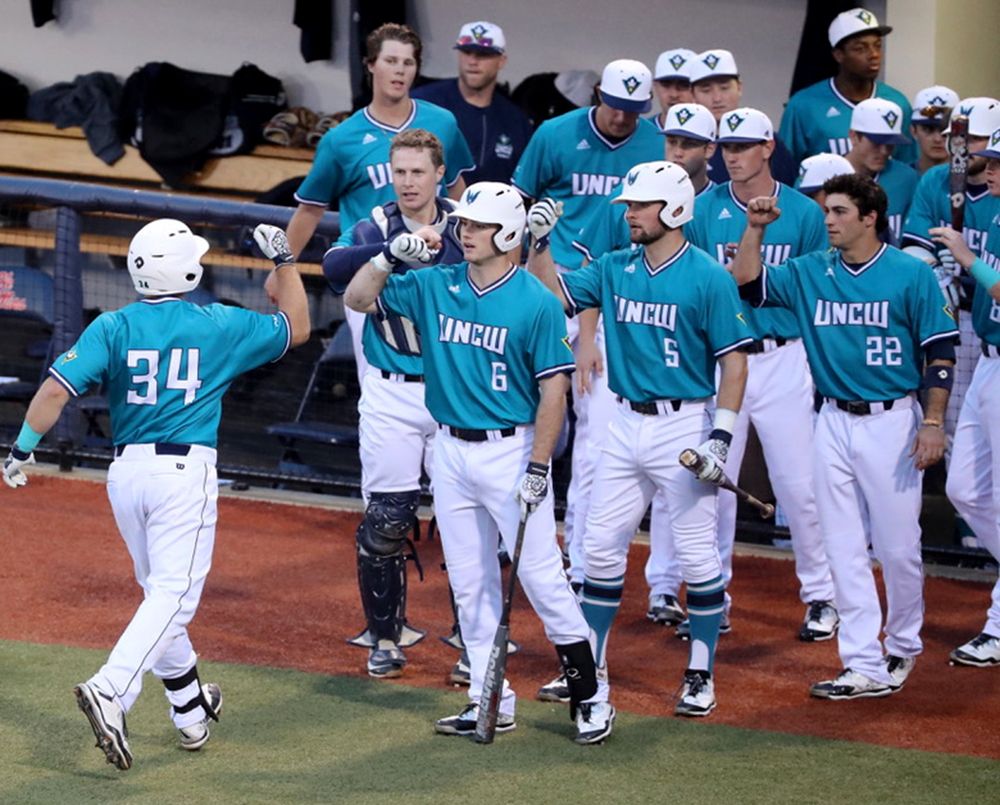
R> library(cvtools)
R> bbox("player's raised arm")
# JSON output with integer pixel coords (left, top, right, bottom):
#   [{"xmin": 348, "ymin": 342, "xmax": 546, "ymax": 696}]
[
  {"xmin": 344, "ymin": 228, "xmax": 440, "ymax": 313},
  {"xmin": 524, "ymin": 198, "xmax": 570, "ymax": 311},
  {"xmin": 730, "ymin": 196, "xmax": 781, "ymax": 285},
  {"xmin": 253, "ymin": 225, "xmax": 311, "ymax": 347}
]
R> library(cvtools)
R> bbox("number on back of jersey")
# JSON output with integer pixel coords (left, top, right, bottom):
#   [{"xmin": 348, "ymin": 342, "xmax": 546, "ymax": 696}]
[{"xmin": 126, "ymin": 348, "xmax": 203, "ymax": 406}]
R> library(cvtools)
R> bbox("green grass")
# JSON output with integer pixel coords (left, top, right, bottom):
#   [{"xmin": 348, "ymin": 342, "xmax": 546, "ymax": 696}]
[{"xmin": 0, "ymin": 641, "xmax": 996, "ymax": 804}]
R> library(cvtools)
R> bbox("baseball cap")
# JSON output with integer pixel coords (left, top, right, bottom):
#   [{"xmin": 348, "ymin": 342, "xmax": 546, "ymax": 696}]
[
  {"xmin": 911, "ymin": 85, "xmax": 960, "ymax": 126},
  {"xmin": 828, "ymin": 8, "xmax": 893, "ymax": 49},
  {"xmin": 797, "ymin": 153, "xmax": 855, "ymax": 194},
  {"xmin": 598, "ymin": 59, "xmax": 653, "ymax": 113},
  {"xmin": 454, "ymin": 21, "xmax": 505, "ymax": 54},
  {"xmin": 661, "ymin": 102, "xmax": 716, "ymax": 142},
  {"xmin": 654, "ymin": 48, "xmax": 697, "ymax": 81},
  {"xmin": 850, "ymin": 98, "xmax": 909, "ymax": 144},
  {"xmin": 688, "ymin": 49, "xmax": 739, "ymax": 85},
  {"xmin": 716, "ymin": 107, "xmax": 773, "ymax": 144},
  {"xmin": 946, "ymin": 97, "xmax": 1000, "ymax": 137},
  {"xmin": 971, "ymin": 126, "xmax": 1000, "ymax": 159}
]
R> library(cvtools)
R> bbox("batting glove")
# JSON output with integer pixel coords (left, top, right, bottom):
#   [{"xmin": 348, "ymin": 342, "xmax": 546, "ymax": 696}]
[
  {"xmin": 694, "ymin": 432, "xmax": 730, "ymax": 483},
  {"xmin": 517, "ymin": 461, "xmax": 549, "ymax": 512},
  {"xmin": 372, "ymin": 233, "xmax": 433, "ymax": 273},
  {"xmin": 527, "ymin": 198, "xmax": 563, "ymax": 241},
  {"xmin": 253, "ymin": 224, "xmax": 295, "ymax": 268},
  {"xmin": 3, "ymin": 446, "xmax": 35, "ymax": 488},
  {"xmin": 932, "ymin": 261, "xmax": 962, "ymax": 311}
]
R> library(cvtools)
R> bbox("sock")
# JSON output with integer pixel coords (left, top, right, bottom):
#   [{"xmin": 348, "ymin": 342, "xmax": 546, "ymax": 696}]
[
  {"xmin": 686, "ymin": 575, "xmax": 726, "ymax": 674},
  {"xmin": 580, "ymin": 574, "xmax": 625, "ymax": 668}
]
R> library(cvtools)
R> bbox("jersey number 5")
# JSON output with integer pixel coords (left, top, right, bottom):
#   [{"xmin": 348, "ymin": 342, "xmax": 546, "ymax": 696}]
[
  {"xmin": 127, "ymin": 348, "xmax": 203, "ymax": 406},
  {"xmin": 663, "ymin": 337, "xmax": 679, "ymax": 368}
]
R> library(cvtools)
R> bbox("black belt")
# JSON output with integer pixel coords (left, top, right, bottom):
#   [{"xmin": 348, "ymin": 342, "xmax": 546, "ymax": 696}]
[
  {"xmin": 617, "ymin": 396, "xmax": 683, "ymax": 415},
  {"xmin": 115, "ymin": 442, "xmax": 192, "ymax": 457},
  {"xmin": 982, "ymin": 343, "xmax": 1000, "ymax": 358},
  {"xmin": 739, "ymin": 337, "xmax": 788, "ymax": 354},
  {"xmin": 828, "ymin": 399, "xmax": 896, "ymax": 415},
  {"xmin": 442, "ymin": 425, "xmax": 517, "ymax": 442},
  {"xmin": 380, "ymin": 370, "xmax": 425, "ymax": 382}
]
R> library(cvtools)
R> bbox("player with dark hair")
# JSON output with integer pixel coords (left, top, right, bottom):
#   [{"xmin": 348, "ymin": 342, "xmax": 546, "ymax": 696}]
[
  {"xmin": 731, "ymin": 173, "xmax": 958, "ymax": 699},
  {"xmin": 908, "ymin": 85, "xmax": 959, "ymax": 175},
  {"xmin": 2, "ymin": 220, "xmax": 310, "ymax": 769},
  {"xmin": 651, "ymin": 48, "xmax": 695, "ymax": 131}
]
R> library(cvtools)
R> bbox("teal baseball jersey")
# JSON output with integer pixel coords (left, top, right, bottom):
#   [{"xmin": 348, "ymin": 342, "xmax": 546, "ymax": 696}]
[
  {"xmin": 559, "ymin": 242, "xmax": 752, "ymax": 401},
  {"xmin": 686, "ymin": 181, "xmax": 828, "ymax": 340},
  {"xmin": 902, "ymin": 165, "xmax": 997, "ymax": 259},
  {"xmin": 376, "ymin": 264, "xmax": 574, "ymax": 429},
  {"xmin": 873, "ymin": 159, "xmax": 919, "ymax": 243},
  {"xmin": 778, "ymin": 78, "xmax": 916, "ymax": 166},
  {"xmin": 572, "ymin": 180, "xmax": 716, "ymax": 263},
  {"xmin": 511, "ymin": 107, "xmax": 663, "ymax": 269},
  {"xmin": 756, "ymin": 243, "xmax": 958, "ymax": 399},
  {"xmin": 47, "ymin": 299, "xmax": 291, "ymax": 447},
  {"xmin": 295, "ymin": 101, "xmax": 475, "ymax": 232},
  {"xmin": 969, "ymin": 212, "xmax": 1000, "ymax": 346}
]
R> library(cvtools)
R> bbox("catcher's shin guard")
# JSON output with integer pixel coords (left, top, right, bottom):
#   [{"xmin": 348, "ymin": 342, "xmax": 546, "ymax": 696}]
[{"xmin": 556, "ymin": 640, "xmax": 599, "ymax": 719}]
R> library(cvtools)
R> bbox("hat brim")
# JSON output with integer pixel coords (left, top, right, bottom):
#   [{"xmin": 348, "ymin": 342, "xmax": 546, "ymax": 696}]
[
  {"xmin": 717, "ymin": 135, "xmax": 770, "ymax": 144},
  {"xmin": 690, "ymin": 73, "xmax": 739, "ymax": 86},
  {"xmin": 911, "ymin": 118, "xmax": 948, "ymax": 129},
  {"xmin": 600, "ymin": 91, "xmax": 652, "ymax": 113},
  {"xmin": 860, "ymin": 132, "xmax": 910, "ymax": 145},
  {"xmin": 834, "ymin": 24, "xmax": 893, "ymax": 48},
  {"xmin": 654, "ymin": 73, "xmax": 691, "ymax": 82},
  {"xmin": 971, "ymin": 148, "xmax": 1000, "ymax": 159},
  {"xmin": 660, "ymin": 128, "xmax": 713, "ymax": 142},
  {"xmin": 454, "ymin": 44, "xmax": 504, "ymax": 55}
]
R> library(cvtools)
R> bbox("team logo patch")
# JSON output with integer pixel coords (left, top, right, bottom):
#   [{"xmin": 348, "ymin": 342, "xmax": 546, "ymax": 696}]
[
  {"xmin": 561, "ymin": 336, "xmax": 572, "ymax": 351},
  {"xmin": 669, "ymin": 54, "xmax": 687, "ymax": 71},
  {"xmin": 626, "ymin": 169, "xmax": 640, "ymax": 185},
  {"xmin": 725, "ymin": 112, "xmax": 745, "ymax": 132},
  {"xmin": 930, "ymin": 95, "xmax": 948, "ymax": 106},
  {"xmin": 494, "ymin": 133, "xmax": 514, "ymax": 159},
  {"xmin": 960, "ymin": 105, "xmax": 973, "ymax": 116},
  {"xmin": 944, "ymin": 303, "xmax": 955, "ymax": 318},
  {"xmin": 622, "ymin": 76, "xmax": 640, "ymax": 96},
  {"xmin": 736, "ymin": 312, "xmax": 747, "ymax": 325},
  {"xmin": 882, "ymin": 110, "xmax": 899, "ymax": 129},
  {"xmin": 703, "ymin": 53, "xmax": 720, "ymax": 70},
  {"xmin": 991, "ymin": 129, "xmax": 1000, "ymax": 148},
  {"xmin": 61, "ymin": 349, "xmax": 78, "ymax": 364},
  {"xmin": 856, "ymin": 9, "xmax": 875, "ymax": 25},
  {"xmin": 471, "ymin": 23, "xmax": 488, "ymax": 40},
  {"xmin": 466, "ymin": 190, "xmax": 481, "ymax": 203},
  {"xmin": 674, "ymin": 107, "xmax": 693, "ymax": 126}
]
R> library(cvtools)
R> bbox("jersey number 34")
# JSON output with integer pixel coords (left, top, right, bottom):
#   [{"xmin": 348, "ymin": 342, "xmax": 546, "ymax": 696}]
[{"xmin": 127, "ymin": 348, "xmax": 203, "ymax": 406}]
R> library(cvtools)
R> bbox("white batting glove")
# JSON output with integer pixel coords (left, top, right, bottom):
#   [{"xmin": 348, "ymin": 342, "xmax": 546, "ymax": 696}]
[
  {"xmin": 372, "ymin": 233, "xmax": 432, "ymax": 273},
  {"xmin": 516, "ymin": 462, "xmax": 549, "ymax": 513},
  {"xmin": 933, "ymin": 262, "xmax": 962, "ymax": 310},
  {"xmin": 3, "ymin": 447, "xmax": 35, "ymax": 488},
  {"xmin": 253, "ymin": 224, "xmax": 295, "ymax": 268},
  {"xmin": 527, "ymin": 198, "xmax": 563, "ymax": 240},
  {"xmin": 694, "ymin": 436, "xmax": 729, "ymax": 483}
]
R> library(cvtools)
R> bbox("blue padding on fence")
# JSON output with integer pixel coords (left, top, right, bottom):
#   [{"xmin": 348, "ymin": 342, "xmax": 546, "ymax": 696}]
[{"xmin": 0, "ymin": 176, "xmax": 340, "ymax": 236}]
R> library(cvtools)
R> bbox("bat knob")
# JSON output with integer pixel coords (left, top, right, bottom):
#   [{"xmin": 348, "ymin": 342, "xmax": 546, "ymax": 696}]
[
  {"xmin": 678, "ymin": 448, "xmax": 699, "ymax": 469},
  {"xmin": 761, "ymin": 503, "xmax": 776, "ymax": 519}
]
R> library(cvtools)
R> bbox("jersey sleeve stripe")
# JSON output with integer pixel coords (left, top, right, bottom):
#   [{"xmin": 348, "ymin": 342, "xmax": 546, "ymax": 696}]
[
  {"xmin": 375, "ymin": 296, "xmax": 389, "ymax": 317},
  {"xmin": 714, "ymin": 336, "xmax": 755, "ymax": 357},
  {"xmin": 920, "ymin": 328, "xmax": 960, "ymax": 347},
  {"xmin": 571, "ymin": 240, "xmax": 594, "ymax": 261},
  {"xmin": 292, "ymin": 192, "xmax": 329, "ymax": 207},
  {"xmin": 556, "ymin": 274, "xmax": 580, "ymax": 317},
  {"xmin": 509, "ymin": 179, "xmax": 534, "ymax": 200},
  {"xmin": 47, "ymin": 366, "xmax": 80, "ymax": 397},
  {"xmin": 270, "ymin": 311, "xmax": 293, "ymax": 363},
  {"xmin": 901, "ymin": 233, "xmax": 935, "ymax": 251},
  {"xmin": 536, "ymin": 363, "xmax": 575, "ymax": 379}
]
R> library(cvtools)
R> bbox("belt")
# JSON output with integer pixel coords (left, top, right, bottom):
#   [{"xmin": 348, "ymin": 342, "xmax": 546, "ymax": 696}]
[
  {"xmin": 442, "ymin": 425, "xmax": 517, "ymax": 442},
  {"xmin": 982, "ymin": 343, "xmax": 1000, "ymax": 359},
  {"xmin": 827, "ymin": 398, "xmax": 897, "ymax": 415},
  {"xmin": 380, "ymin": 370, "xmax": 424, "ymax": 382},
  {"xmin": 115, "ymin": 442, "xmax": 192, "ymax": 457},
  {"xmin": 617, "ymin": 395, "xmax": 683, "ymax": 415},
  {"xmin": 739, "ymin": 337, "xmax": 788, "ymax": 354}
]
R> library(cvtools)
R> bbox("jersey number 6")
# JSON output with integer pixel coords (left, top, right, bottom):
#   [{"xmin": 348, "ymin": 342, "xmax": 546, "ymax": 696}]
[{"xmin": 127, "ymin": 348, "xmax": 203, "ymax": 406}]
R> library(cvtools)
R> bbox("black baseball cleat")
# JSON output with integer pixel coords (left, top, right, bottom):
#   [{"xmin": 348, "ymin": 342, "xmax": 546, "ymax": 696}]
[{"xmin": 434, "ymin": 703, "xmax": 516, "ymax": 736}]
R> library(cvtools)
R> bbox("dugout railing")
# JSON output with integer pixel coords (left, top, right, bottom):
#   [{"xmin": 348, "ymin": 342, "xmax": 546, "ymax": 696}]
[{"xmin": 0, "ymin": 176, "xmax": 992, "ymax": 568}]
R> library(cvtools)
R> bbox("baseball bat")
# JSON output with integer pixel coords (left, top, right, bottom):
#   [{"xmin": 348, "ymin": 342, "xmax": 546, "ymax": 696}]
[
  {"xmin": 678, "ymin": 448, "xmax": 775, "ymax": 519},
  {"xmin": 475, "ymin": 504, "xmax": 531, "ymax": 744},
  {"xmin": 948, "ymin": 115, "xmax": 969, "ymax": 232}
]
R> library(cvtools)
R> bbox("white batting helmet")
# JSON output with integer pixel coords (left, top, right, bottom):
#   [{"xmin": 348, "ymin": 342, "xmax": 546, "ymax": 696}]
[
  {"xmin": 612, "ymin": 161, "xmax": 695, "ymax": 229},
  {"xmin": 127, "ymin": 219, "xmax": 209, "ymax": 296},
  {"xmin": 449, "ymin": 182, "xmax": 526, "ymax": 253}
]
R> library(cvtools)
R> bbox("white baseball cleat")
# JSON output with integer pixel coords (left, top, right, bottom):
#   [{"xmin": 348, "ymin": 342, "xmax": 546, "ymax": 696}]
[
  {"xmin": 574, "ymin": 701, "xmax": 616, "ymax": 744},
  {"xmin": 810, "ymin": 668, "xmax": 891, "ymax": 700},
  {"xmin": 799, "ymin": 600, "xmax": 839, "ymax": 642},
  {"xmin": 885, "ymin": 655, "xmax": 916, "ymax": 692},
  {"xmin": 949, "ymin": 633, "xmax": 1000, "ymax": 667},
  {"xmin": 674, "ymin": 670, "xmax": 716, "ymax": 717},
  {"xmin": 178, "ymin": 682, "xmax": 223, "ymax": 751},
  {"xmin": 74, "ymin": 682, "xmax": 133, "ymax": 771},
  {"xmin": 434, "ymin": 703, "xmax": 515, "ymax": 736},
  {"xmin": 647, "ymin": 593, "xmax": 685, "ymax": 626}
]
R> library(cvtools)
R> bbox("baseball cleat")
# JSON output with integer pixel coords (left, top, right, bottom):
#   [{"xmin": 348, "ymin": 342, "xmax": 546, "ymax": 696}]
[
  {"xmin": 74, "ymin": 682, "xmax": 133, "ymax": 771},
  {"xmin": 434, "ymin": 703, "xmax": 515, "ymax": 736},
  {"xmin": 367, "ymin": 642, "xmax": 406, "ymax": 679},
  {"xmin": 647, "ymin": 593, "xmax": 685, "ymax": 626},
  {"xmin": 674, "ymin": 670, "xmax": 716, "ymax": 717},
  {"xmin": 885, "ymin": 656, "xmax": 915, "ymax": 692},
  {"xmin": 809, "ymin": 668, "xmax": 892, "ymax": 700},
  {"xmin": 949, "ymin": 632, "xmax": 1000, "ymax": 667},
  {"xmin": 536, "ymin": 672, "xmax": 570, "ymax": 703},
  {"xmin": 574, "ymin": 701, "xmax": 616, "ymax": 744},
  {"xmin": 448, "ymin": 650, "xmax": 471, "ymax": 686},
  {"xmin": 799, "ymin": 600, "xmax": 839, "ymax": 642},
  {"xmin": 675, "ymin": 611, "xmax": 731, "ymax": 640},
  {"xmin": 178, "ymin": 682, "xmax": 223, "ymax": 751}
]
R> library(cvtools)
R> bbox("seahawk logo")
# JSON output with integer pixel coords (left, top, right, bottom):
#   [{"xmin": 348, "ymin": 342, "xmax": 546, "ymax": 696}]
[
  {"xmin": 674, "ymin": 107, "xmax": 693, "ymax": 126},
  {"xmin": 62, "ymin": 349, "xmax": 78, "ymax": 364},
  {"xmin": 622, "ymin": 76, "xmax": 640, "ymax": 96},
  {"xmin": 725, "ymin": 112, "xmax": 745, "ymax": 132},
  {"xmin": 991, "ymin": 129, "xmax": 1000, "ymax": 148},
  {"xmin": 703, "ymin": 53, "xmax": 720, "ymax": 70},
  {"xmin": 882, "ymin": 110, "xmax": 899, "ymax": 129},
  {"xmin": 471, "ymin": 23, "xmax": 488, "ymax": 40},
  {"xmin": 466, "ymin": 190, "xmax": 481, "ymax": 203},
  {"xmin": 669, "ymin": 54, "xmax": 687, "ymax": 71},
  {"xmin": 856, "ymin": 9, "xmax": 875, "ymax": 25},
  {"xmin": 626, "ymin": 170, "xmax": 640, "ymax": 185},
  {"xmin": 960, "ymin": 105, "xmax": 973, "ymax": 116},
  {"xmin": 930, "ymin": 95, "xmax": 948, "ymax": 106}
]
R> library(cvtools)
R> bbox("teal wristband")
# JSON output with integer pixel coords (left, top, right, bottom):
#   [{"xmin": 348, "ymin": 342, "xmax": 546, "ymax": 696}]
[
  {"xmin": 15, "ymin": 421, "xmax": 43, "ymax": 453},
  {"xmin": 969, "ymin": 258, "xmax": 1000, "ymax": 292}
]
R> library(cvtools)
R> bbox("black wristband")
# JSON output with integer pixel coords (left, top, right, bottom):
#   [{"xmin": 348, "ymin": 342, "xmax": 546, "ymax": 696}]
[
  {"xmin": 380, "ymin": 241, "xmax": 402, "ymax": 267},
  {"xmin": 527, "ymin": 461, "xmax": 549, "ymax": 477},
  {"xmin": 533, "ymin": 234, "xmax": 550, "ymax": 253},
  {"xmin": 708, "ymin": 429, "xmax": 733, "ymax": 446}
]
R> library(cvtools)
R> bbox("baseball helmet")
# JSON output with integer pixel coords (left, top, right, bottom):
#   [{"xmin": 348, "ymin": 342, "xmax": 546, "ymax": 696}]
[
  {"xmin": 612, "ymin": 161, "xmax": 695, "ymax": 229},
  {"xmin": 127, "ymin": 219, "xmax": 209, "ymax": 296},
  {"xmin": 449, "ymin": 182, "xmax": 526, "ymax": 253}
]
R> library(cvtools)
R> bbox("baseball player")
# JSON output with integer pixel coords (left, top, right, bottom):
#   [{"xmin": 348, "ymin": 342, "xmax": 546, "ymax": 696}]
[
  {"xmin": 651, "ymin": 48, "xmax": 695, "ymax": 131},
  {"xmin": 412, "ymin": 21, "xmax": 532, "ymax": 185},
  {"xmin": 529, "ymin": 160, "xmax": 752, "ymax": 718},
  {"xmin": 797, "ymin": 153, "xmax": 856, "ymax": 207},
  {"xmin": 342, "ymin": 182, "xmax": 606, "ymax": 745},
  {"xmin": 511, "ymin": 57, "xmax": 662, "ymax": 621},
  {"xmin": 778, "ymin": 7, "xmax": 916, "ymax": 167},
  {"xmin": 931, "ymin": 128, "xmax": 1000, "ymax": 667},
  {"xmin": 321, "ymin": 129, "xmax": 464, "ymax": 679},
  {"xmin": 909, "ymin": 85, "xmax": 960, "ymax": 174},
  {"xmin": 686, "ymin": 107, "xmax": 838, "ymax": 642},
  {"xmin": 843, "ymin": 98, "xmax": 919, "ymax": 242},
  {"xmin": 731, "ymin": 173, "xmax": 958, "ymax": 698},
  {"xmin": 2, "ymin": 220, "xmax": 310, "ymax": 769},
  {"xmin": 286, "ymin": 22, "xmax": 475, "ymax": 379}
]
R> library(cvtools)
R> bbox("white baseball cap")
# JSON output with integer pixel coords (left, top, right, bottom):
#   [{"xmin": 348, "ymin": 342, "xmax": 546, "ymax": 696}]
[
  {"xmin": 654, "ymin": 48, "xmax": 697, "ymax": 81},
  {"xmin": 911, "ymin": 85, "xmax": 960, "ymax": 126},
  {"xmin": 716, "ymin": 107, "xmax": 773, "ymax": 143},
  {"xmin": 797, "ymin": 153, "xmax": 855, "ymax": 193},
  {"xmin": 598, "ymin": 59, "xmax": 653, "ymax": 113},
  {"xmin": 946, "ymin": 97, "xmax": 1000, "ymax": 137},
  {"xmin": 971, "ymin": 127, "xmax": 1000, "ymax": 159},
  {"xmin": 828, "ymin": 8, "xmax": 892, "ymax": 49},
  {"xmin": 661, "ymin": 102, "xmax": 716, "ymax": 142},
  {"xmin": 688, "ymin": 49, "xmax": 739, "ymax": 85},
  {"xmin": 454, "ymin": 21, "xmax": 505, "ymax": 54},
  {"xmin": 850, "ymin": 98, "xmax": 909, "ymax": 144}
]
